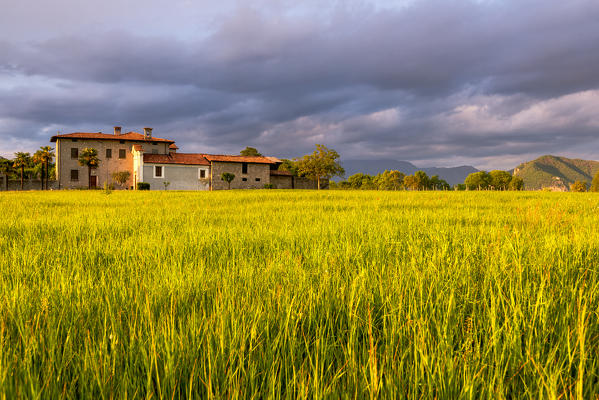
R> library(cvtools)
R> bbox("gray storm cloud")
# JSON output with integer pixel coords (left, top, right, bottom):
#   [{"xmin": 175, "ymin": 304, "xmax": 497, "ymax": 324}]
[{"xmin": 0, "ymin": 0, "xmax": 598, "ymax": 168}]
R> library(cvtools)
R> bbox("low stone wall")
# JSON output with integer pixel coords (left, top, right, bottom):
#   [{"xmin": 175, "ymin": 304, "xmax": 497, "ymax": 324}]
[
  {"xmin": 0, "ymin": 175, "xmax": 327, "ymax": 191},
  {"xmin": 270, "ymin": 175, "xmax": 293, "ymax": 189},
  {"xmin": 294, "ymin": 177, "xmax": 329, "ymax": 189},
  {"xmin": 0, "ymin": 177, "xmax": 59, "ymax": 191},
  {"xmin": 269, "ymin": 175, "xmax": 328, "ymax": 189}
]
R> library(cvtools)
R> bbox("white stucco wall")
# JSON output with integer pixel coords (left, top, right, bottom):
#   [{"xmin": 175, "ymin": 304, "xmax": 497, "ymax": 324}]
[{"xmin": 142, "ymin": 164, "xmax": 210, "ymax": 190}]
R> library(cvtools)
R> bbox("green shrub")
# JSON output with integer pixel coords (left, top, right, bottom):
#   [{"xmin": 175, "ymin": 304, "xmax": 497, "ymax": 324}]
[
  {"xmin": 103, "ymin": 182, "xmax": 114, "ymax": 194},
  {"xmin": 263, "ymin": 184, "xmax": 274, "ymax": 189},
  {"xmin": 137, "ymin": 182, "xmax": 150, "ymax": 190},
  {"xmin": 570, "ymin": 180, "xmax": 588, "ymax": 192}
]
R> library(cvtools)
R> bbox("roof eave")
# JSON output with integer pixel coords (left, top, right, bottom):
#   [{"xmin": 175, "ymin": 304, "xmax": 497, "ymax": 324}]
[{"xmin": 50, "ymin": 135, "xmax": 175, "ymax": 144}]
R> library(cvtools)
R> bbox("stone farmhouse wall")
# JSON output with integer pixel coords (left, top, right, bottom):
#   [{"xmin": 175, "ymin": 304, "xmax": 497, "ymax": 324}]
[
  {"xmin": 56, "ymin": 138, "xmax": 169, "ymax": 189},
  {"xmin": 210, "ymin": 162, "xmax": 271, "ymax": 190}
]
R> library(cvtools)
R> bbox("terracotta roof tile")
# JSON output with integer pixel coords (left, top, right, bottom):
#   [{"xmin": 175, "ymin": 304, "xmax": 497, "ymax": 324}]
[
  {"xmin": 143, "ymin": 153, "xmax": 210, "ymax": 166},
  {"xmin": 169, "ymin": 143, "xmax": 179, "ymax": 149},
  {"xmin": 203, "ymin": 154, "xmax": 278, "ymax": 164},
  {"xmin": 50, "ymin": 131, "xmax": 174, "ymax": 143}
]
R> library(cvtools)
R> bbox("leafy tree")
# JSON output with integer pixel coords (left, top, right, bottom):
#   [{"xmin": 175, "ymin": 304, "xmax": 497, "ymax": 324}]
[
  {"xmin": 221, "ymin": 172, "xmax": 235, "ymax": 189},
  {"xmin": 78, "ymin": 148, "xmax": 100, "ymax": 189},
  {"xmin": 570, "ymin": 180, "xmax": 588, "ymax": 192},
  {"xmin": 489, "ymin": 170, "xmax": 512, "ymax": 190},
  {"xmin": 374, "ymin": 170, "xmax": 405, "ymax": 190},
  {"xmin": 429, "ymin": 175, "xmax": 450, "ymax": 190},
  {"xmin": 13, "ymin": 152, "xmax": 31, "ymax": 191},
  {"xmin": 335, "ymin": 180, "xmax": 352, "ymax": 189},
  {"xmin": 0, "ymin": 157, "xmax": 12, "ymax": 191},
  {"xmin": 111, "ymin": 171, "xmax": 131, "ymax": 189},
  {"xmin": 464, "ymin": 171, "xmax": 491, "ymax": 190},
  {"xmin": 295, "ymin": 144, "xmax": 344, "ymax": 190},
  {"xmin": 508, "ymin": 176, "xmax": 524, "ymax": 191},
  {"xmin": 414, "ymin": 171, "xmax": 430, "ymax": 190},
  {"xmin": 347, "ymin": 173, "xmax": 375, "ymax": 189},
  {"xmin": 403, "ymin": 175, "xmax": 418, "ymax": 190},
  {"xmin": 455, "ymin": 183, "xmax": 467, "ymax": 191},
  {"xmin": 591, "ymin": 171, "xmax": 599, "ymax": 192},
  {"xmin": 278, "ymin": 159, "xmax": 298, "ymax": 176},
  {"xmin": 240, "ymin": 147, "xmax": 262, "ymax": 157}
]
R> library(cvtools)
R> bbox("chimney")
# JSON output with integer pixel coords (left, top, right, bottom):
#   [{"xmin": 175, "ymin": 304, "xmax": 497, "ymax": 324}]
[
  {"xmin": 114, "ymin": 126, "xmax": 122, "ymax": 135},
  {"xmin": 143, "ymin": 127, "xmax": 153, "ymax": 140}
]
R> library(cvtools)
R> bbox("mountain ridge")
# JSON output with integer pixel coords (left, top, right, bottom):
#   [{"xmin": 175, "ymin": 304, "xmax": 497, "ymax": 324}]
[{"xmin": 513, "ymin": 155, "xmax": 599, "ymax": 190}]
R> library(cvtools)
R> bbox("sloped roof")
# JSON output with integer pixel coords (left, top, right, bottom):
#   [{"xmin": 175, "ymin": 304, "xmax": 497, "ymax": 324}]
[
  {"xmin": 50, "ymin": 131, "xmax": 174, "ymax": 143},
  {"xmin": 143, "ymin": 153, "xmax": 210, "ymax": 166},
  {"xmin": 169, "ymin": 143, "xmax": 179, "ymax": 149},
  {"xmin": 203, "ymin": 154, "xmax": 279, "ymax": 164}
]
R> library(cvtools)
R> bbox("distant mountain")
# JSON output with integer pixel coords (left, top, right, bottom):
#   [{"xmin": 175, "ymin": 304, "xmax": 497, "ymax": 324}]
[
  {"xmin": 340, "ymin": 159, "xmax": 478, "ymax": 186},
  {"xmin": 513, "ymin": 155, "xmax": 599, "ymax": 190},
  {"xmin": 341, "ymin": 159, "xmax": 420, "ymax": 176}
]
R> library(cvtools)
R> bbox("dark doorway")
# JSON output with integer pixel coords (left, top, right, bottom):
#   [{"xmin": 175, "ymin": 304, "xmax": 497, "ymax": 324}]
[{"xmin": 90, "ymin": 176, "xmax": 97, "ymax": 188}]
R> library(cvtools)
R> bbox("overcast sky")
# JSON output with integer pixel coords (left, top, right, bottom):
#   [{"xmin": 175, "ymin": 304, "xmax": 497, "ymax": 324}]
[{"xmin": 1, "ymin": 0, "xmax": 598, "ymax": 169}]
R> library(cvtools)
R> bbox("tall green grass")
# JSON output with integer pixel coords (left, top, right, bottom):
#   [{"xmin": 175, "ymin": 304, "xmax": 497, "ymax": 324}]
[{"xmin": 0, "ymin": 190, "xmax": 598, "ymax": 398}]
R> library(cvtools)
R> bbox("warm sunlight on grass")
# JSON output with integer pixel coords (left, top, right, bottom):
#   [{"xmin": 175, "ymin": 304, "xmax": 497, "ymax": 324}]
[{"xmin": 1, "ymin": 190, "xmax": 598, "ymax": 398}]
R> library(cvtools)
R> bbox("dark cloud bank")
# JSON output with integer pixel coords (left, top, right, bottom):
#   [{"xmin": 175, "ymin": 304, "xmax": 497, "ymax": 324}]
[{"xmin": 1, "ymin": 0, "xmax": 598, "ymax": 169}]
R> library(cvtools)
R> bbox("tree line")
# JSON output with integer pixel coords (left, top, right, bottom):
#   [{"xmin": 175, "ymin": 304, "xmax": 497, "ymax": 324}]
[
  {"xmin": 331, "ymin": 170, "xmax": 451, "ymax": 190},
  {"xmin": 462, "ymin": 170, "xmax": 524, "ymax": 191},
  {"xmin": 329, "ymin": 169, "xmax": 527, "ymax": 191},
  {"xmin": 0, "ymin": 147, "xmax": 55, "ymax": 190}
]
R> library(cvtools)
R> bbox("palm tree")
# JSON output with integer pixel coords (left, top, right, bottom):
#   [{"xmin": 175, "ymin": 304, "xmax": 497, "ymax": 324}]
[
  {"xmin": 33, "ymin": 150, "xmax": 44, "ymax": 190},
  {"xmin": 78, "ymin": 148, "xmax": 100, "ymax": 189},
  {"xmin": 39, "ymin": 146, "xmax": 54, "ymax": 190},
  {"xmin": 0, "ymin": 158, "xmax": 12, "ymax": 191},
  {"xmin": 13, "ymin": 152, "xmax": 31, "ymax": 191}
]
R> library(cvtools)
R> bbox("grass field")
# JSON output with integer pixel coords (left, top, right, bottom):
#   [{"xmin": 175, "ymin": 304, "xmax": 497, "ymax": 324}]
[{"xmin": 1, "ymin": 190, "xmax": 598, "ymax": 398}]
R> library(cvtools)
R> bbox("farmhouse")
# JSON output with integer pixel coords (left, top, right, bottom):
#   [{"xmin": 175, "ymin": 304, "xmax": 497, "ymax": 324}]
[{"xmin": 51, "ymin": 127, "xmax": 319, "ymax": 190}]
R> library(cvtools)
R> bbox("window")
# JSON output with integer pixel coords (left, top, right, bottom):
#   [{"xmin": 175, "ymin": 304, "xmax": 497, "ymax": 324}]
[
  {"xmin": 70, "ymin": 169, "xmax": 79, "ymax": 181},
  {"xmin": 119, "ymin": 149, "xmax": 126, "ymax": 159},
  {"xmin": 106, "ymin": 149, "xmax": 112, "ymax": 159},
  {"xmin": 242, "ymin": 162, "xmax": 248, "ymax": 174},
  {"xmin": 199, "ymin": 169, "xmax": 206, "ymax": 179},
  {"xmin": 154, "ymin": 166, "xmax": 163, "ymax": 178},
  {"xmin": 255, "ymin": 178, "xmax": 261, "ymax": 182},
  {"xmin": 242, "ymin": 178, "xmax": 247, "ymax": 181},
  {"xmin": 71, "ymin": 148, "xmax": 78, "ymax": 159}
]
